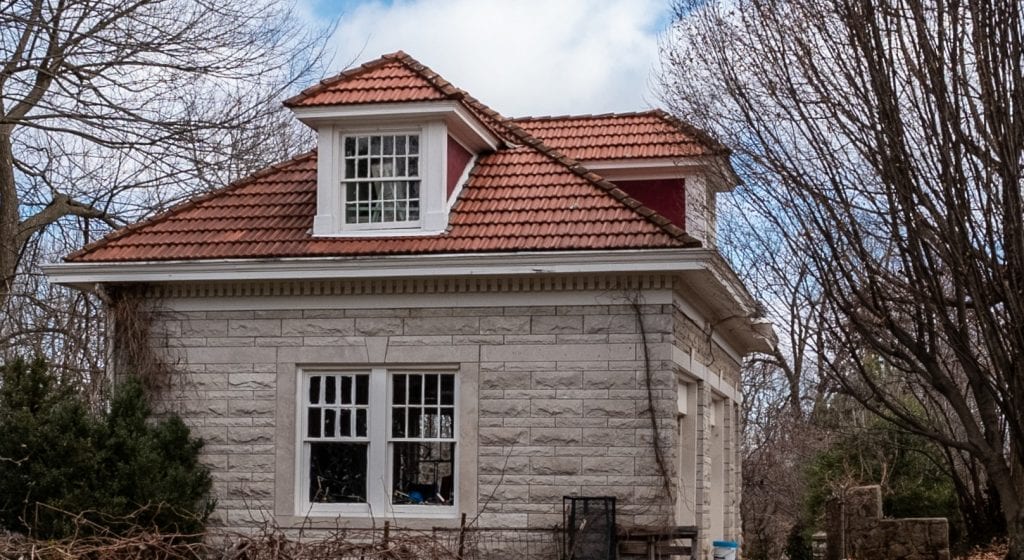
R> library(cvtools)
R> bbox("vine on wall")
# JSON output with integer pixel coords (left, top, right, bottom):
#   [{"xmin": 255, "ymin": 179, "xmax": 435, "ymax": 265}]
[{"xmin": 106, "ymin": 287, "xmax": 174, "ymax": 396}]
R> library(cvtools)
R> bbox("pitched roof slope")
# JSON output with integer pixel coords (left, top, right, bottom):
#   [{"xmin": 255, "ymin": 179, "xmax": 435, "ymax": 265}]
[
  {"xmin": 284, "ymin": 52, "xmax": 451, "ymax": 106},
  {"xmin": 513, "ymin": 110, "xmax": 729, "ymax": 160},
  {"xmin": 67, "ymin": 147, "xmax": 690, "ymax": 262},
  {"xmin": 68, "ymin": 52, "xmax": 707, "ymax": 263}
]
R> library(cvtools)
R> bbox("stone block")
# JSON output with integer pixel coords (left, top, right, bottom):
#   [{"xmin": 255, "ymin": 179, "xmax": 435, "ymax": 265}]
[
  {"xmin": 531, "ymin": 316, "xmax": 582, "ymax": 334},
  {"xmin": 585, "ymin": 400, "xmax": 636, "ymax": 418},
  {"xmin": 583, "ymin": 428, "xmax": 633, "ymax": 446},
  {"xmin": 186, "ymin": 347, "xmax": 277, "ymax": 365},
  {"xmin": 482, "ymin": 343, "xmax": 635, "ymax": 362},
  {"xmin": 255, "ymin": 336, "xmax": 303, "ymax": 347},
  {"xmin": 228, "ymin": 319, "xmax": 281, "ymax": 337},
  {"xmin": 480, "ymin": 371, "xmax": 531, "ymax": 390},
  {"xmin": 582, "ymin": 456, "xmax": 634, "ymax": 475},
  {"xmin": 585, "ymin": 370, "xmax": 636, "ymax": 389},
  {"xmin": 480, "ymin": 399, "xmax": 530, "ymax": 417},
  {"xmin": 584, "ymin": 314, "xmax": 637, "ymax": 334},
  {"xmin": 404, "ymin": 316, "xmax": 479, "ymax": 335},
  {"xmin": 281, "ymin": 318, "xmax": 355, "ymax": 336},
  {"xmin": 532, "ymin": 399, "xmax": 582, "ymax": 417},
  {"xmin": 480, "ymin": 316, "xmax": 531, "ymax": 335},
  {"xmin": 532, "ymin": 370, "xmax": 582, "ymax": 389},
  {"xmin": 205, "ymin": 337, "xmax": 255, "ymax": 347},
  {"xmin": 227, "ymin": 454, "xmax": 275, "ymax": 472},
  {"xmin": 354, "ymin": 317, "xmax": 404, "ymax": 336},
  {"xmin": 479, "ymin": 455, "xmax": 531, "ymax": 475},
  {"xmin": 228, "ymin": 427, "xmax": 273, "ymax": 444},
  {"xmin": 530, "ymin": 428, "xmax": 581, "ymax": 446},
  {"xmin": 479, "ymin": 427, "xmax": 530, "ymax": 446},
  {"xmin": 529, "ymin": 485, "xmax": 581, "ymax": 502},
  {"xmin": 181, "ymin": 320, "xmax": 228, "ymax": 337},
  {"xmin": 504, "ymin": 417, "xmax": 556, "ymax": 427},
  {"xmin": 228, "ymin": 373, "xmax": 277, "ymax": 390},
  {"xmin": 530, "ymin": 457, "xmax": 581, "ymax": 475}
]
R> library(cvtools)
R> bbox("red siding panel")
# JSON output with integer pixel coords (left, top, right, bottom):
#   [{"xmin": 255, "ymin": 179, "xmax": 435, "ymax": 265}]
[
  {"xmin": 446, "ymin": 136, "xmax": 474, "ymax": 198},
  {"xmin": 614, "ymin": 179, "xmax": 686, "ymax": 229}
]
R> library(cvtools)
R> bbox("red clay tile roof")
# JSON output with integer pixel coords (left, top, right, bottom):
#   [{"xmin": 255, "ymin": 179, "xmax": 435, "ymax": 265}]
[
  {"xmin": 67, "ymin": 52, "xmax": 711, "ymax": 263},
  {"xmin": 68, "ymin": 147, "xmax": 694, "ymax": 262},
  {"xmin": 286, "ymin": 52, "xmax": 453, "ymax": 107},
  {"xmin": 512, "ymin": 111, "xmax": 729, "ymax": 160}
]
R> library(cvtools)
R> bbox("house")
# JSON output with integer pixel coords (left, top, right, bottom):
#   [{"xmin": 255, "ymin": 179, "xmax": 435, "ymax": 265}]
[{"xmin": 46, "ymin": 52, "xmax": 773, "ymax": 557}]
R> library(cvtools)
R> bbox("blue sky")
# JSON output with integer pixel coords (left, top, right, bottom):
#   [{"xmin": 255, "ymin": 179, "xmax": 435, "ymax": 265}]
[{"xmin": 298, "ymin": 0, "xmax": 675, "ymax": 117}]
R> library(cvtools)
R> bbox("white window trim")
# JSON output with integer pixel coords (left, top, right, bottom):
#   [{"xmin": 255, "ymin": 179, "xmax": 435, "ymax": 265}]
[
  {"xmin": 313, "ymin": 121, "xmax": 449, "ymax": 237},
  {"xmin": 339, "ymin": 132, "xmax": 422, "ymax": 230},
  {"xmin": 295, "ymin": 367, "xmax": 460, "ymax": 519}
]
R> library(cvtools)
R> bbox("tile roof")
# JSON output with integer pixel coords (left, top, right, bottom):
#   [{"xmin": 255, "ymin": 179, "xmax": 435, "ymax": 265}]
[
  {"xmin": 512, "ymin": 111, "xmax": 730, "ymax": 160},
  {"xmin": 68, "ymin": 147, "xmax": 693, "ymax": 262},
  {"xmin": 68, "ymin": 52, "xmax": 711, "ymax": 263},
  {"xmin": 284, "ymin": 53, "xmax": 451, "ymax": 107}
]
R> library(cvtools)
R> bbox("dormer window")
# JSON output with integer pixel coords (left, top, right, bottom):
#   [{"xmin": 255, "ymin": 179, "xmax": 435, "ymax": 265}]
[
  {"xmin": 342, "ymin": 133, "xmax": 421, "ymax": 226},
  {"xmin": 293, "ymin": 100, "xmax": 499, "ymax": 238}
]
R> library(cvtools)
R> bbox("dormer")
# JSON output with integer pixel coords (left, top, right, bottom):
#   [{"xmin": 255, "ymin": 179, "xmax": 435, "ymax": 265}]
[
  {"xmin": 285, "ymin": 52, "xmax": 500, "ymax": 236},
  {"xmin": 513, "ymin": 111, "xmax": 738, "ymax": 247}
]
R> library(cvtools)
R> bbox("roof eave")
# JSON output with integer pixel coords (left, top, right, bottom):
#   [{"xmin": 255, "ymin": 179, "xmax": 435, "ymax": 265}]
[
  {"xmin": 289, "ymin": 101, "xmax": 501, "ymax": 153},
  {"xmin": 45, "ymin": 248, "xmax": 774, "ymax": 356}
]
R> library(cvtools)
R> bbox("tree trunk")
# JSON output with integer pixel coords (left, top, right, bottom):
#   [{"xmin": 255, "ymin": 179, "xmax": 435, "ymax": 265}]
[
  {"xmin": 1007, "ymin": 512, "xmax": 1024, "ymax": 560},
  {"xmin": 0, "ymin": 126, "xmax": 20, "ymax": 314}
]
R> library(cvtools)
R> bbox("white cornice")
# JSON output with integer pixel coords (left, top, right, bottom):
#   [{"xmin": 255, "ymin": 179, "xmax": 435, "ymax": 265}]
[
  {"xmin": 44, "ymin": 249, "xmax": 710, "ymax": 286},
  {"xmin": 44, "ymin": 248, "xmax": 774, "ymax": 355}
]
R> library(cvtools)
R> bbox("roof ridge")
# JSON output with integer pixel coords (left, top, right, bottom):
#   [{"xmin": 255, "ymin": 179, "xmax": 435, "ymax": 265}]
[
  {"xmin": 649, "ymin": 109, "xmax": 731, "ymax": 155},
  {"xmin": 284, "ymin": 51, "xmax": 457, "ymax": 107},
  {"xmin": 66, "ymin": 150, "xmax": 317, "ymax": 262},
  {"xmin": 385, "ymin": 52, "xmax": 516, "ymax": 145},
  {"xmin": 510, "ymin": 110, "xmax": 662, "ymax": 122}
]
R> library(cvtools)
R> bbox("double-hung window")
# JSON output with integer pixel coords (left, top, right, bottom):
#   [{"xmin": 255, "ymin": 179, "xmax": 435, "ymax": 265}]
[
  {"xmin": 341, "ymin": 134, "xmax": 420, "ymax": 226},
  {"xmin": 299, "ymin": 369, "xmax": 457, "ymax": 516}
]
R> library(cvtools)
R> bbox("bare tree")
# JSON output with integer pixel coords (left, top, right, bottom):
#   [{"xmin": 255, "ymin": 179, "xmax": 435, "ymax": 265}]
[
  {"xmin": 0, "ymin": 0, "xmax": 326, "ymax": 377},
  {"xmin": 661, "ymin": 0, "xmax": 1023, "ymax": 556}
]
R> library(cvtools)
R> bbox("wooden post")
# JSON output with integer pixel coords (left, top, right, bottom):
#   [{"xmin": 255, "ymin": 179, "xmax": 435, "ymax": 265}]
[
  {"xmin": 457, "ymin": 512, "xmax": 467, "ymax": 558},
  {"xmin": 383, "ymin": 520, "xmax": 390, "ymax": 550}
]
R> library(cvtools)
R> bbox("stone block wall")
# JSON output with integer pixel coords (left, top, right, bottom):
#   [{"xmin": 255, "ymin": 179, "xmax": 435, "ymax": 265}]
[
  {"xmin": 139, "ymin": 279, "xmax": 690, "ymax": 533},
  {"xmin": 824, "ymin": 485, "xmax": 950, "ymax": 560}
]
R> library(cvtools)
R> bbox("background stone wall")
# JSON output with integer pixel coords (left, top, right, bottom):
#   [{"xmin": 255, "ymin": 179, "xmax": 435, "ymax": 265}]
[{"xmin": 824, "ymin": 485, "xmax": 950, "ymax": 560}]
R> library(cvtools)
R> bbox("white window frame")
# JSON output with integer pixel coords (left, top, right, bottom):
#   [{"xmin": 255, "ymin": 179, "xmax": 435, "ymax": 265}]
[
  {"xmin": 312, "ymin": 121, "xmax": 449, "ymax": 237},
  {"xmin": 296, "ymin": 367, "xmax": 459, "ymax": 519},
  {"xmin": 339, "ymin": 132, "xmax": 423, "ymax": 230}
]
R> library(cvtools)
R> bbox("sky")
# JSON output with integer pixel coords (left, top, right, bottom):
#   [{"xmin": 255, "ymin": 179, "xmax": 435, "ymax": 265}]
[{"xmin": 297, "ymin": 0, "xmax": 674, "ymax": 117}]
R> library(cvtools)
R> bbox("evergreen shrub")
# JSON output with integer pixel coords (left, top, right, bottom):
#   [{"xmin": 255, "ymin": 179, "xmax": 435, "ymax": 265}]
[{"xmin": 0, "ymin": 358, "xmax": 213, "ymax": 538}]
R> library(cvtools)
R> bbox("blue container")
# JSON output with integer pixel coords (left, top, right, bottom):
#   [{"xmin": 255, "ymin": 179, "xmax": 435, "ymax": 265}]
[{"xmin": 713, "ymin": 540, "xmax": 739, "ymax": 560}]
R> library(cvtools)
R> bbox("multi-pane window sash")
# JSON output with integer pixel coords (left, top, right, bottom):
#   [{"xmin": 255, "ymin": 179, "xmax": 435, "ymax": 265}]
[
  {"xmin": 305, "ymin": 374, "xmax": 370, "ymax": 504},
  {"xmin": 342, "ymin": 134, "xmax": 420, "ymax": 225},
  {"xmin": 390, "ymin": 373, "xmax": 456, "ymax": 506}
]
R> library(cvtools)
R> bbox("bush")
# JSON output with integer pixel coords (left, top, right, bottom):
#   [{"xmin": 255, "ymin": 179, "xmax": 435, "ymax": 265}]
[{"xmin": 0, "ymin": 358, "xmax": 213, "ymax": 538}]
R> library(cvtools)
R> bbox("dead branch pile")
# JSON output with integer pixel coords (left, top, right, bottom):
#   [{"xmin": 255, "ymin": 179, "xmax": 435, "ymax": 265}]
[{"xmin": 0, "ymin": 523, "xmax": 464, "ymax": 560}]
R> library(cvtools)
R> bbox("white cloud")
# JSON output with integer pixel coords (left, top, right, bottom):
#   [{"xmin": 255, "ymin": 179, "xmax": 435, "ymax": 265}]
[{"xmin": 311, "ymin": 0, "xmax": 668, "ymax": 117}]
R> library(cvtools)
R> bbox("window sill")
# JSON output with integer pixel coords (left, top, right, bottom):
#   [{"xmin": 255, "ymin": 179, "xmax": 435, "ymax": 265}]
[
  {"xmin": 297, "ymin": 505, "xmax": 460, "ymax": 520},
  {"xmin": 309, "ymin": 228, "xmax": 448, "ymax": 238}
]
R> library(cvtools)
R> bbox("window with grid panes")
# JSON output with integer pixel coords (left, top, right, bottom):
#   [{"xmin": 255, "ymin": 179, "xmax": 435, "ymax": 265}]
[
  {"xmin": 342, "ymin": 134, "xmax": 420, "ymax": 225},
  {"xmin": 390, "ymin": 373, "xmax": 456, "ymax": 506},
  {"xmin": 299, "ymin": 369, "xmax": 457, "ymax": 515},
  {"xmin": 303, "ymin": 373, "xmax": 370, "ymax": 504}
]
